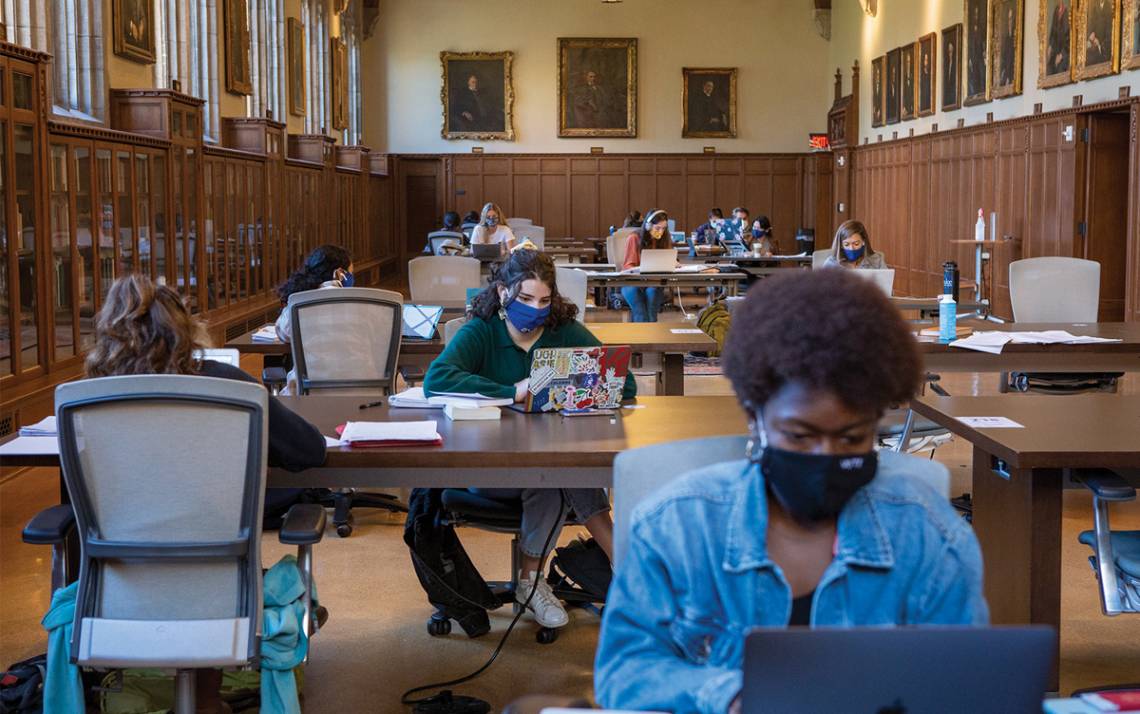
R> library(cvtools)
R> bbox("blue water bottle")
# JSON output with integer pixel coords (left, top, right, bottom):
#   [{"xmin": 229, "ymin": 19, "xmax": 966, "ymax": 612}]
[{"xmin": 939, "ymin": 294, "xmax": 957, "ymax": 343}]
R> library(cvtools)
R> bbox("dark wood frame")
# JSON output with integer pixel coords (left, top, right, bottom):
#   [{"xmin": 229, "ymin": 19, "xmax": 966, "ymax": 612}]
[
  {"xmin": 989, "ymin": 0, "xmax": 1024, "ymax": 98},
  {"xmin": 942, "ymin": 24, "xmax": 964, "ymax": 111},
  {"xmin": 1075, "ymin": 0, "xmax": 1122, "ymax": 80},
  {"xmin": 1038, "ymin": 0, "xmax": 1076, "ymax": 87},
  {"xmin": 439, "ymin": 50, "xmax": 516, "ymax": 141},
  {"xmin": 964, "ymin": 0, "xmax": 992, "ymax": 106},
  {"xmin": 331, "ymin": 37, "xmax": 348, "ymax": 131},
  {"xmin": 557, "ymin": 37, "xmax": 638, "ymax": 138},
  {"xmin": 871, "ymin": 55, "xmax": 885, "ymax": 128},
  {"xmin": 112, "ymin": 0, "xmax": 156, "ymax": 64},
  {"xmin": 287, "ymin": 18, "xmax": 306, "ymax": 117},
  {"xmin": 223, "ymin": 0, "xmax": 253, "ymax": 95},
  {"xmin": 681, "ymin": 67, "xmax": 738, "ymax": 139},
  {"xmin": 917, "ymin": 33, "xmax": 938, "ymax": 117},
  {"xmin": 886, "ymin": 47, "xmax": 902, "ymax": 125}
]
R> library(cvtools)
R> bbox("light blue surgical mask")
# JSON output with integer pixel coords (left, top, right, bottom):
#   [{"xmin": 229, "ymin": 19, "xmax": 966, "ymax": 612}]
[
  {"xmin": 843, "ymin": 246, "xmax": 866, "ymax": 262},
  {"xmin": 504, "ymin": 298, "xmax": 549, "ymax": 333}
]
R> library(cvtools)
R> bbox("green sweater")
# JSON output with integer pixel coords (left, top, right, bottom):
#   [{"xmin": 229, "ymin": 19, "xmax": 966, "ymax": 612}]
[{"xmin": 424, "ymin": 316, "xmax": 638, "ymax": 401}]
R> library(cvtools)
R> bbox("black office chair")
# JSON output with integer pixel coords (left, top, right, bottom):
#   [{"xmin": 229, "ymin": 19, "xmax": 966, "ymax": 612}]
[
  {"xmin": 1076, "ymin": 469, "xmax": 1140, "ymax": 617},
  {"xmin": 427, "ymin": 230, "xmax": 467, "ymax": 256}
]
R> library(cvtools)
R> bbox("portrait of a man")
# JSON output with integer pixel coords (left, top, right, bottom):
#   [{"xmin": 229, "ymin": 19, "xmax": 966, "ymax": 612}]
[
  {"xmin": 942, "ymin": 24, "xmax": 963, "ymax": 110},
  {"xmin": 682, "ymin": 68, "xmax": 737, "ymax": 138},
  {"xmin": 886, "ymin": 47, "xmax": 901, "ymax": 125},
  {"xmin": 224, "ymin": 0, "xmax": 252, "ymax": 95},
  {"xmin": 113, "ymin": 0, "xmax": 156, "ymax": 64},
  {"xmin": 288, "ymin": 19, "xmax": 305, "ymax": 117},
  {"xmin": 901, "ymin": 43, "xmax": 916, "ymax": 120},
  {"xmin": 1077, "ymin": 0, "xmax": 1121, "ymax": 78},
  {"xmin": 990, "ymin": 0, "xmax": 1023, "ymax": 98},
  {"xmin": 918, "ymin": 33, "xmax": 936, "ymax": 116},
  {"xmin": 965, "ymin": 0, "xmax": 990, "ymax": 104},
  {"xmin": 1040, "ymin": 0, "xmax": 1074, "ymax": 87},
  {"xmin": 558, "ymin": 38, "xmax": 637, "ymax": 138},
  {"xmin": 441, "ymin": 52, "xmax": 515, "ymax": 140},
  {"xmin": 871, "ymin": 55, "xmax": 885, "ymax": 128}
]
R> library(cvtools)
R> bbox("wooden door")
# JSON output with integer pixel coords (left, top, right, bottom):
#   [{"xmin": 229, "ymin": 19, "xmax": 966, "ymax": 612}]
[
  {"xmin": 1080, "ymin": 112, "xmax": 1130, "ymax": 321},
  {"xmin": 400, "ymin": 159, "xmax": 441, "ymax": 264}
]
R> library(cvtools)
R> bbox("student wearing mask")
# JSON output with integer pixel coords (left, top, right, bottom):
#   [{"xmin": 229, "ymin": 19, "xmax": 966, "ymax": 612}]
[
  {"xmin": 441, "ymin": 210, "xmax": 462, "ymax": 233},
  {"xmin": 750, "ymin": 215, "xmax": 777, "ymax": 256},
  {"xmin": 595, "ymin": 269, "xmax": 987, "ymax": 714},
  {"xmin": 424, "ymin": 249, "xmax": 636, "ymax": 629},
  {"xmin": 694, "ymin": 208, "xmax": 724, "ymax": 245},
  {"xmin": 621, "ymin": 209, "xmax": 674, "ymax": 322},
  {"xmin": 824, "ymin": 220, "xmax": 886, "ymax": 269},
  {"xmin": 469, "ymin": 201, "xmax": 516, "ymax": 256},
  {"xmin": 275, "ymin": 244, "xmax": 355, "ymax": 342}
]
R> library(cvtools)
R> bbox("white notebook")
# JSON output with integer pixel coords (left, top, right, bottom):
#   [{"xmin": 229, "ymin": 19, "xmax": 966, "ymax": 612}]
[{"xmin": 339, "ymin": 420, "xmax": 441, "ymax": 443}]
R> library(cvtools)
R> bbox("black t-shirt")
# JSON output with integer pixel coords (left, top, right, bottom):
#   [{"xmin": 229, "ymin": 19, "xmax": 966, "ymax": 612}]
[
  {"xmin": 789, "ymin": 590, "xmax": 814, "ymax": 627},
  {"xmin": 196, "ymin": 360, "xmax": 326, "ymax": 472}
]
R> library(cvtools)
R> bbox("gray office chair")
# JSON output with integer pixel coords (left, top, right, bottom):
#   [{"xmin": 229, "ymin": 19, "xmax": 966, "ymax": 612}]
[
  {"xmin": 427, "ymin": 230, "xmax": 466, "ymax": 256},
  {"xmin": 1076, "ymin": 469, "xmax": 1140, "ymax": 616},
  {"xmin": 408, "ymin": 256, "xmax": 481, "ymax": 306},
  {"xmin": 290, "ymin": 287, "xmax": 408, "ymax": 535},
  {"xmin": 29, "ymin": 375, "xmax": 325, "ymax": 714}
]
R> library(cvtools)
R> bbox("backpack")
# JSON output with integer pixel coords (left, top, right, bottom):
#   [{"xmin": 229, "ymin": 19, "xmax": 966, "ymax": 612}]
[
  {"xmin": 0, "ymin": 654, "xmax": 45, "ymax": 714},
  {"xmin": 696, "ymin": 300, "xmax": 732, "ymax": 356},
  {"xmin": 547, "ymin": 537, "xmax": 611, "ymax": 604}
]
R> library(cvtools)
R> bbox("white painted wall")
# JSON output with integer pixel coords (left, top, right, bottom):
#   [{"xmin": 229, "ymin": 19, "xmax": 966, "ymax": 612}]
[
  {"xmin": 362, "ymin": 0, "xmax": 834, "ymax": 153},
  {"xmin": 829, "ymin": 0, "xmax": 1140, "ymax": 145}
]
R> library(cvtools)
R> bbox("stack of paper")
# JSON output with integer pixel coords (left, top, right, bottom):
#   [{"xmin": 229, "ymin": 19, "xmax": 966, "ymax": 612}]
[
  {"xmin": 388, "ymin": 387, "xmax": 442, "ymax": 409},
  {"xmin": 251, "ymin": 325, "xmax": 279, "ymax": 343},
  {"xmin": 427, "ymin": 392, "xmax": 514, "ymax": 409},
  {"xmin": 949, "ymin": 330, "xmax": 1122, "ymax": 354},
  {"xmin": 443, "ymin": 403, "xmax": 501, "ymax": 421},
  {"xmin": 18, "ymin": 416, "xmax": 57, "ymax": 436},
  {"xmin": 336, "ymin": 420, "xmax": 443, "ymax": 447}
]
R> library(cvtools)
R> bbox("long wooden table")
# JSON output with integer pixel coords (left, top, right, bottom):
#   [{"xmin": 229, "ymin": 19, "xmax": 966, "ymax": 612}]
[
  {"xmin": 680, "ymin": 254, "xmax": 812, "ymax": 277},
  {"xmin": 584, "ymin": 270, "xmax": 748, "ymax": 295},
  {"xmin": 225, "ymin": 322, "xmax": 715, "ymax": 396},
  {"xmin": 909, "ymin": 394, "xmax": 1140, "ymax": 689},
  {"xmin": 915, "ymin": 321, "xmax": 1140, "ymax": 373}
]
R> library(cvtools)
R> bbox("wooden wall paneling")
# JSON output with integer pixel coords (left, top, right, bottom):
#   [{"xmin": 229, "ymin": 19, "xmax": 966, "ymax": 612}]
[
  {"xmin": 540, "ymin": 173, "xmax": 569, "ymax": 237},
  {"xmin": 570, "ymin": 173, "xmax": 599, "ymax": 241},
  {"xmin": 685, "ymin": 159, "xmax": 715, "ymax": 235},
  {"xmin": 597, "ymin": 172, "xmax": 627, "ymax": 237},
  {"xmin": 627, "ymin": 172, "xmax": 656, "ymax": 228},
  {"xmin": 770, "ymin": 167, "xmax": 801, "ymax": 255},
  {"xmin": 656, "ymin": 161, "xmax": 686, "ymax": 232},
  {"xmin": 992, "ymin": 124, "xmax": 1029, "ymax": 318},
  {"xmin": 512, "ymin": 172, "xmax": 541, "ymax": 227},
  {"xmin": 1129, "ymin": 103, "xmax": 1140, "ymax": 322}
]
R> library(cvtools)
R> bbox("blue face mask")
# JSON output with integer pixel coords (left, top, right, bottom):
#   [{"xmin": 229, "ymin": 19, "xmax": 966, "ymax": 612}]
[
  {"xmin": 504, "ymin": 298, "xmax": 549, "ymax": 333},
  {"xmin": 340, "ymin": 271, "xmax": 355, "ymax": 287},
  {"xmin": 752, "ymin": 229, "xmax": 765, "ymax": 239},
  {"xmin": 843, "ymin": 246, "xmax": 865, "ymax": 262}
]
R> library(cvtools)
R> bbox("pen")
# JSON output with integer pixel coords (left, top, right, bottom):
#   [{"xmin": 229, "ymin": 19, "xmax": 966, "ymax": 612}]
[{"xmin": 358, "ymin": 399, "xmax": 384, "ymax": 410}]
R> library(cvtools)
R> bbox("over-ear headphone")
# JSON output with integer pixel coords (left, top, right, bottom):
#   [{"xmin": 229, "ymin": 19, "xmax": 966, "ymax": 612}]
[{"xmin": 643, "ymin": 209, "xmax": 666, "ymax": 232}]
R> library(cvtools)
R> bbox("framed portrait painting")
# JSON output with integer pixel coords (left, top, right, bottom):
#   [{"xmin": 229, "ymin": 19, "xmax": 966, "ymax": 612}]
[
  {"xmin": 942, "ymin": 24, "xmax": 964, "ymax": 110},
  {"xmin": 964, "ymin": 0, "xmax": 991, "ymax": 105},
  {"xmin": 871, "ymin": 55, "xmax": 885, "ymax": 128},
  {"xmin": 682, "ymin": 68, "xmax": 737, "ymax": 138},
  {"xmin": 440, "ymin": 51, "xmax": 515, "ymax": 141},
  {"xmin": 885, "ymin": 47, "xmax": 901, "ymax": 125},
  {"xmin": 900, "ymin": 43, "xmax": 917, "ymax": 121},
  {"xmin": 558, "ymin": 38, "xmax": 637, "ymax": 138},
  {"xmin": 1038, "ymin": 0, "xmax": 1075, "ymax": 87},
  {"xmin": 331, "ymin": 38, "xmax": 348, "ymax": 131},
  {"xmin": 223, "ymin": 0, "xmax": 252, "ymax": 95},
  {"xmin": 287, "ymin": 18, "xmax": 306, "ymax": 117},
  {"xmin": 1076, "ymin": 0, "xmax": 1121, "ymax": 80},
  {"xmin": 989, "ymin": 0, "xmax": 1024, "ymax": 98},
  {"xmin": 918, "ymin": 33, "xmax": 937, "ymax": 116},
  {"xmin": 1121, "ymin": 0, "xmax": 1140, "ymax": 69},
  {"xmin": 113, "ymin": 0, "xmax": 155, "ymax": 64}
]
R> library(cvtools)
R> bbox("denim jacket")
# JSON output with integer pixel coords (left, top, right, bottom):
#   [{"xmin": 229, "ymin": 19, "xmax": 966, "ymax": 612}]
[{"xmin": 594, "ymin": 452, "xmax": 988, "ymax": 714}]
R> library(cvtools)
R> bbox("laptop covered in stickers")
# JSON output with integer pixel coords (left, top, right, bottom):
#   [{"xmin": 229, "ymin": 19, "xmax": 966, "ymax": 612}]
[{"xmin": 510, "ymin": 345, "xmax": 633, "ymax": 413}]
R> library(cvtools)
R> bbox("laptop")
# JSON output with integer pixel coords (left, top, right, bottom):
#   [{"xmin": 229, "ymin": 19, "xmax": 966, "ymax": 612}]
[
  {"xmin": 850, "ymin": 268, "xmax": 896, "ymax": 296},
  {"xmin": 639, "ymin": 249, "xmax": 680, "ymax": 273},
  {"xmin": 471, "ymin": 243, "xmax": 502, "ymax": 261},
  {"xmin": 742, "ymin": 626, "xmax": 1054, "ymax": 714},
  {"xmin": 512, "ymin": 345, "xmax": 632, "ymax": 413},
  {"xmin": 195, "ymin": 348, "xmax": 241, "ymax": 367},
  {"xmin": 402, "ymin": 304, "xmax": 444, "ymax": 341}
]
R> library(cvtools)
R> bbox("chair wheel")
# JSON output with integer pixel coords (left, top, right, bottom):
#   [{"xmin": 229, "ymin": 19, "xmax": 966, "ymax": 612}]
[
  {"xmin": 427, "ymin": 617, "xmax": 452, "ymax": 636},
  {"xmin": 536, "ymin": 627, "xmax": 559, "ymax": 645},
  {"xmin": 335, "ymin": 523, "xmax": 353, "ymax": 538}
]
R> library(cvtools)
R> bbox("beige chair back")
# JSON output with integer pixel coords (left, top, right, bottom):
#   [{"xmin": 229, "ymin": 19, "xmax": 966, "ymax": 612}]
[
  {"xmin": 409, "ymin": 256, "xmax": 481, "ymax": 305},
  {"xmin": 608, "ymin": 228, "xmax": 637, "ymax": 268},
  {"xmin": 506, "ymin": 217, "xmax": 533, "ymax": 228},
  {"xmin": 1009, "ymin": 257, "xmax": 1101, "ymax": 322},
  {"xmin": 443, "ymin": 316, "xmax": 468, "ymax": 345},
  {"xmin": 555, "ymin": 266, "xmax": 588, "ymax": 317},
  {"xmin": 812, "ymin": 249, "xmax": 832, "ymax": 269}
]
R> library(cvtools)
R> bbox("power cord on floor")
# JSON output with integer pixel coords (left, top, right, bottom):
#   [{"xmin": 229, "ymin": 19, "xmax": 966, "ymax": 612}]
[{"xmin": 401, "ymin": 492, "xmax": 567, "ymax": 713}]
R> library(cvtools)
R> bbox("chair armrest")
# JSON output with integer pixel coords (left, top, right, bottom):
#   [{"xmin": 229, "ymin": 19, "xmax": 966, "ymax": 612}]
[
  {"xmin": 23, "ymin": 504, "xmax": 75, "ymax": 545},
  {"xmin": 262, "ymin": 366, "xmax": 287, "ymax": 386},
  {"xmin": 1077, "ymin": 469, "xmax": 1137, "ymax": 502},
  {"xmin": 279, "ymin": 504, "xmax": 327, "ymax": 545}
]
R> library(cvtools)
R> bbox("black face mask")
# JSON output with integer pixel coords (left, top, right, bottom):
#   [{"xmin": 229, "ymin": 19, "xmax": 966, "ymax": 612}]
[{"xmin": 749, "ymin": 425, "xmax": 877, "ymax": 523}]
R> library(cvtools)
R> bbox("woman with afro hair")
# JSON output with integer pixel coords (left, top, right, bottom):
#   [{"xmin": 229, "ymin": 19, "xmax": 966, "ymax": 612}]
[{"xmin": 595, "ymin": 268, "xmax": 987, "ymax": 714}]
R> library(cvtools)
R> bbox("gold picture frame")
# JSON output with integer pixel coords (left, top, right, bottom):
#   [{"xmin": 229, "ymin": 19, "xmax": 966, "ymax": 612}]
[
  {"xmin": 331, "ymin": 37, "xmax": 348, "ymax": 131},
  {"xmin": 871, "ymin": 55, "xmax": 885, "ymax": 127},
  {"xmin": 113, "ymin": 0, "xmax": 156, "ymax": 64},
  {"xmin": 557, "ymin": 37, "xmax": 637, "ymax": 138},
  {"xmin": 900, "ymin": 42, "xmax": 917, "ymax": 121},
  {"xmin": 989, "ymin": 0, "xmax": 1024, "ymax": 98},
  {"xmin": 942, "ymin": 24, "xmax": 964, "ymax": 110},
  {"xmin": 681, "ymin": 68, "xmax": 737, "ymax": 138},
  {"xmin": 917, "ymin": 33, "xmax": 938, "ymax": 116},
  {"xmin": 223, "ymin": 0, "xmax": 252, "ymax": 95},
  {"xmin": 1039, "ymin": 0, "xmax": 1077, "ymax": 87},
  {"xmin": 1076, "ymin": 0, "xmax": 1121, "ymax": 80},
  {"xmin": 1122, "ymin": 0, "xmax": 1140, "ymax": 69},
  {"xmin": 440, "ymin": 51, "xmax": 516, "ymax": 141},
  {"xmin": 964, "ymin": 0, "xmax": 992, "ymax": 105},
  {"xmin": 287, "ymin": 18, "xmax": 306, "ymax": 117}
]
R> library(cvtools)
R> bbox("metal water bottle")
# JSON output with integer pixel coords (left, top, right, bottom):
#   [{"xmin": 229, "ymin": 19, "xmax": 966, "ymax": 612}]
[{"xmin": 942, "ymin": 261, "xmax": 960, "ymax": 302}]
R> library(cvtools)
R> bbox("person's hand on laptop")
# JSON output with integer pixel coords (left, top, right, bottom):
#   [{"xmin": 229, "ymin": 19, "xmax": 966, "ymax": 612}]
[{"xmin": 514, "ymin": 378, "xmax": 530, "ymax": 403}]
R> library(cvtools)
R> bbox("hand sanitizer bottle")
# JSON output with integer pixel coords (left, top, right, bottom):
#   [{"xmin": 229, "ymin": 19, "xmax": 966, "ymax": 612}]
[
  {"xmin": 975, "ymin": 209, "xmax": 985, "ymax": 242},
  {"xmin": 939, "ymin": 294, "xmax": 957, "ymax": 342}
]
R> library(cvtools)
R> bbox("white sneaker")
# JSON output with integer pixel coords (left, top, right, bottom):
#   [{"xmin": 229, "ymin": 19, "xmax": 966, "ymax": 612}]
[{"xmin": 516, "ymin": 571, "xmax": 569, "ymax": 628}]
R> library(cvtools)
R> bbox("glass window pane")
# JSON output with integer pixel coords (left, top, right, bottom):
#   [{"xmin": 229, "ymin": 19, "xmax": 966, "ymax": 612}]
[
  {"xmin": 12, "ymin": 72, "xmax": 31, "ymax": 110},
  {"xmin": 50, "ymin": 144, "xmax": 73, "ymax": 360},
  {"xmin": 152, "ymin": 154, "xmax": 166, "ymax": 283},
  {"xmin": 136, "ymin": 154, "xmax": 151, "ymax": 277},
  {"xmin": 96, "ymin": 149, "xmax": 114, "ymax": 300},
  {"xmin": 0, "ymin": 123, "xmax": 9, "ymax": 376},
  {"xmin": 117, "ymin": 151, "xmax": 133, "ymax": 275},
  {"xmin": 75, "ymin": 147, "xmax": 94, "ymax": 350},
  {"xmin": 14, "ymin": 123, "xmax": 38, "ymax": 369}
]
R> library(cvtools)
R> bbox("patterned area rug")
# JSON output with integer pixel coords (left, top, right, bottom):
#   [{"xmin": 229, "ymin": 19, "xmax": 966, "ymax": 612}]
[{"xmin": 683, "ymin": 354, "xmax": 723, "ymax": 375}]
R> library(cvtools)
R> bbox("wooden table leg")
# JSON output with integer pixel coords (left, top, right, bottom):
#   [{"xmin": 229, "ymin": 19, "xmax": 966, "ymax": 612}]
[
  {"xmin": 660, "ymin": 352, "xmax": 684, "ymax": 396},
  {"xmin": 971, "ymin": 448, "xmax": 1063, "ymax": 689}
]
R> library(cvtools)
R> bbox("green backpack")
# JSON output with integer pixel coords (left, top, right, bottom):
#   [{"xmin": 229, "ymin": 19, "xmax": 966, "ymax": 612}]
[{"xmin": 696, "ymin": 300, "xmax": 732, "ymax": 357}]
